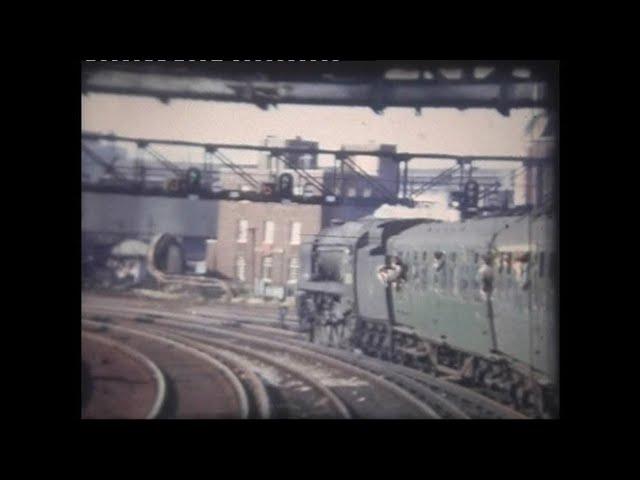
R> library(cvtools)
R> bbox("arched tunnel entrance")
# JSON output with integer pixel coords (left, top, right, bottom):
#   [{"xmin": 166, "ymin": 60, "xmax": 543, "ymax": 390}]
[
  {"xmin": 147, "ymin": 233, "xmax": 231, "ymax": 300},
  {"xmin": 148, "ymin": 233, "xmax": 185, "ymax": 276}
]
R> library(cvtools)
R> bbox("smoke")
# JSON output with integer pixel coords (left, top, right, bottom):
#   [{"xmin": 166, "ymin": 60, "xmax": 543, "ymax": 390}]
[{"xmin": 373, "ymin": 191, "xmax": 460, "ymax": 222}]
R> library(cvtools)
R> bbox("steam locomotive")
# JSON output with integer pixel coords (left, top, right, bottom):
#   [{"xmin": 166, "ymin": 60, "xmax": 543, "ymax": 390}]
[{"xmin": 296, "ymin": 191, "xmax": 557, "ymax": 417}]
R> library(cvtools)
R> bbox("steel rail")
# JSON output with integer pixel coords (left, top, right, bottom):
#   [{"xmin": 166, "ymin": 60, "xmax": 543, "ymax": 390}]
[
  {"xmin": 82, "ymin": 330, "xmax": 166, "ymax": 419},
  {"xmin": 130, "ymin": 327, "xmax": 272, "ymax": 419},
  {"xmin": 174, "ymin": 314, "xmax": 526, "ymax": 419},
  {"xmin": 142, "ymin": 327, "xmax": 351, "ymax": 419},
  {"xmin": 84, "ymin": 303, "xmax": 526, "ymax": 418},
  {"xmin": 83, "ymin": 306, "xmax": 440, "ymax": 418},
  {"xmin": 143, "ymin": 317, "xmax": 465, "ymax": 419},
  {"xmin": 83, "ymin": 318, "xmax": 251, "ymax": 419},
  {"xmin": 91, "ymin": 314, "xmax": 351, "ymax": 419}
]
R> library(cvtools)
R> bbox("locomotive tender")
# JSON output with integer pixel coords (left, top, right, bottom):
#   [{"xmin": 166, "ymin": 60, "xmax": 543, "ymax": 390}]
[{"xmin": 296, "ymin": 207, "xmax": 557, "ymax": 416}]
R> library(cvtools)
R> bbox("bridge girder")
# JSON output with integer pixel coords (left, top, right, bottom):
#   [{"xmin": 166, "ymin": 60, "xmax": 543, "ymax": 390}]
[{"xmin": 82, "ymin": 61, "xmax": 557, "ymax": 115}]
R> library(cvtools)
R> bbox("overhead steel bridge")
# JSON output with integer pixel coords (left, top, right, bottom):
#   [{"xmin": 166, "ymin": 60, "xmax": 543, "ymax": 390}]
[
  {"xmin": 81, "ymin": 60, "xmax": 557, "ymax": 115},
  {"xmin": 81, "ymin": 61, "xmax": 557, "ymax": 207},
  {"xmin": 81, "ymin": 131, "xmax": 546, "ymax": 206}
]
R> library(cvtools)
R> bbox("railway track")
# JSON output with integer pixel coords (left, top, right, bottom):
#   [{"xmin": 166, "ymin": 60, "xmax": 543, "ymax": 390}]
[
  {"xmin": 82, "ymin": 320, "xmax": 251, "ymax": 419},
  {"xmin": 147, "ymin": 303, "xmax": 531, "ymax": 418},
  {"xmin": 82, "ymin": 297, "xmax": 528, "ymax": 418},
  {"xmin": 83, "ymin": 313, "xmax": 439, "ymax": 418},
  {"xmin": 82, "ymin": 331, "xmax": 165, "ymax": 419},
  {"xmin": 187, "ymin": 306, "xmax": 532, "ymax": 418}
]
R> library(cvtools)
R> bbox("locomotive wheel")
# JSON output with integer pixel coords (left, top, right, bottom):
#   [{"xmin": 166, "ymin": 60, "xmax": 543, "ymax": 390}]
[
  {"xmin": 326, "ymin": 321, "xmax": 342, "ymax": 348},
  {"xmin": 300, "ymin": 314, "xmax": 313, "ymax": 333},
  {"xmin": 337, "ymin": 314, "xmax": 356, "ymax": 350},
  {"xmin": 322, "ymin": 322, "xmax": 336, "ymax": 347},
  {"xmin": 313, "ymin": 318, "xmax": 354, "ymax": 349},
  {"xmin": 312, "ymin": 320, "xmax": 331, "ymax": 347}
]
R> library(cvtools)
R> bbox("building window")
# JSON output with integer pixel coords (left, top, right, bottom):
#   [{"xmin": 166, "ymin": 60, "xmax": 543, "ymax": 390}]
[
  {"xmin": 264, "ymin": 220, "xmax": 275, "ymax": 245},
  {"xmin": 288, "ymin": 257, "xmax": 300, "ymax": 283},
  {"xmin": 235, "ymin": 256, "xmax": 246, "ymax": 281},
  {"xmin": 290, "ymin": 222, "xmax": 302, "ymax": 245},
  {"xmin": 262, "ymin": 256, "xmax": 273, "ymax": 281},
  {"xmin": 237, "ymin": 219, "xmax": 248, "ymax": 243}
]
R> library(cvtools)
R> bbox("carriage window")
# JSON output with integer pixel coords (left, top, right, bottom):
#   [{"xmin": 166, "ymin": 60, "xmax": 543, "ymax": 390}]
[
  {"xmin": 421, "ymin": 264, "xmax": 429, "ymax": 288},
  {"xmin": 539, "ymin": 252, "xmax": 545, "ymax": 277},
  {"xmin": 448, "ymin": 253, "xmax": 456, "ymax": 291},
  {"xmin": 418, "ymin": 252, "xmax": 428, "ymax": 288},
  {"xmin": 506, "ymin": 253, "xmax": 512, "ymax": 274},
  {"xmin": 460, "ymin": 272, "xmax": 468, "ymax": 291}
]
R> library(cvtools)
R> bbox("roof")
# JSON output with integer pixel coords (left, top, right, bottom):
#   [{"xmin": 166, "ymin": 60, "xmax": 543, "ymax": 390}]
[{"xmin": 110, "ymin": 239, "xmax": 149, "ymax": 257}]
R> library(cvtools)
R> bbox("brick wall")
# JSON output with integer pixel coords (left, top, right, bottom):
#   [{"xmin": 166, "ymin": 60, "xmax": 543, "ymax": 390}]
[{"xmin": 213, "ymin": 200, "xmax": 322, "ymax": 290}]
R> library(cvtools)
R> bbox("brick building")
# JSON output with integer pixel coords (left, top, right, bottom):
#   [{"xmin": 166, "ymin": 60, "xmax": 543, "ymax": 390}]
[
  {"xmin": 212, "ymin": 200, "xmax": 322, "ymax": 298},
  {"xmin": 211, "ymin": 140, "xmax": 402, "ymax": 298}
]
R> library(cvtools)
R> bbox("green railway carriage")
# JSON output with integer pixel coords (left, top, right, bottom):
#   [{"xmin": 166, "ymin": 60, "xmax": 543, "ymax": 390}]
[
  {"xmin": 387, "ymin": 214, "xmax": 556, "ymax": 385},
  {"xmin": 297, "ymin": 210, "xmax": 557, "ymax": 416}
]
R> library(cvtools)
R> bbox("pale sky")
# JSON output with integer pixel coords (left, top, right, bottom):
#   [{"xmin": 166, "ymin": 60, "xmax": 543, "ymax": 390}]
[{"xmin": 82, "ymin": 93, "xmax": 541, "ymax": 170}]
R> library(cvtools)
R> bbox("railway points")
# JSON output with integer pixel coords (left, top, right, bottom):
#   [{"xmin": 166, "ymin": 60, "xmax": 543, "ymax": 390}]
[
  {"xmin": 81, "ymin": 331, "xmax": 164, "ymax": 419},
  {"xmin": 82, "ymin": 293, "xmax": 530, "ymax": 419},
  {"xmin": 82, "ymin": 318, "xmax": 249, "ymax": 419}
]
